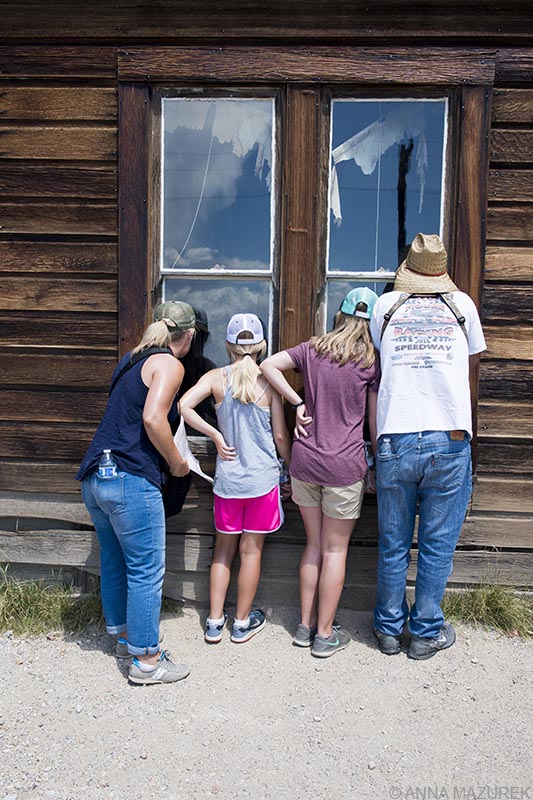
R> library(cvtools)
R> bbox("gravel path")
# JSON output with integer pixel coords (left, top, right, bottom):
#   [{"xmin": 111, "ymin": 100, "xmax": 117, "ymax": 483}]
[{"xmin": 1, "ymin": 605, "xmax": 531, "ymax": 800}]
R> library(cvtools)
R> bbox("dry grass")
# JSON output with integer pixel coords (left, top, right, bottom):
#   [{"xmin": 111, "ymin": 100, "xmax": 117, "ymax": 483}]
[{"xmin": 442, "ymin": 582, "xmax": 533, "ymax": 639}]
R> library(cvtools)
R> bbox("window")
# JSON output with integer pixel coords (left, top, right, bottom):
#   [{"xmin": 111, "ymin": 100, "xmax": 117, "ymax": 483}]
[
  {"xmin": 161, "ymin": 95, "xmax": 277, "ymax": 368},
  {"xmin": 326, "ymin": 98, "xmax": 447, "ymax": 327}
]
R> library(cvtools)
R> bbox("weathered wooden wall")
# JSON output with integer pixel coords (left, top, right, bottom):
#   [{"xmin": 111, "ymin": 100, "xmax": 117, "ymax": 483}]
[{"xmin": 1, "ymin": 2, "xmax": 532, "ymax": 605}]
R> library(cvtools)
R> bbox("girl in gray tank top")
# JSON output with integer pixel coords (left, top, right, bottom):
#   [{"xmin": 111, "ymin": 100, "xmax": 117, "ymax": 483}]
[{"xmin": 180, "ymin": 313, "xmax": 291, "ymax": 646}]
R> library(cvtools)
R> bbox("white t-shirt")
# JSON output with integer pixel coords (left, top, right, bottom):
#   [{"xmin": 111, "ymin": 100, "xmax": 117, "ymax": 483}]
[{"xmin": 370, "ymin": 292, "xmax": 486, "ymax": 438}]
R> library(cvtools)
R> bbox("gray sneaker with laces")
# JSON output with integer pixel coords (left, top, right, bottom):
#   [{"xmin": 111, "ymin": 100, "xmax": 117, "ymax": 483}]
[
  {"xmin": 293, "ymin": 623, "xmax": 317, "ymax": 647},
  {"xmin": 311, "ymin": 627, "xmax": 351, "ymax": 658},
  {"xmin": 373, "ymin": 629, "xmax": 401, "ymax": 656},
  {"xmin": 407, "ymin": 622, "xmax": 456, "ymax": 661},
  {"xmin": 128, "ymin": 650, "xmax": 190, "ymax": 684}
]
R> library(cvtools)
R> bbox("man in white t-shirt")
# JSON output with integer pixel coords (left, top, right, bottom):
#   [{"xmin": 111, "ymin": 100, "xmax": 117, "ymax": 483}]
[{"xmin": 370, "ymin": 233, "xmax": 486, "ymax": 660}]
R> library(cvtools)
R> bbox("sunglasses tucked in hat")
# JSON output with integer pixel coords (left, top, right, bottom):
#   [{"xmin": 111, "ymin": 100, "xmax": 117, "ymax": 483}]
[
  {"xmin": 153, "ymin": 300, "xmax": 196, "ymax": 331},
  {"xmin": 226, "ymin": 313, "xmax": 264, "ymax": 344},
  {"xmin": 394, "ymin": 233, "xmax": 458, "ymax": 294},
  {"xmin": 340, "ymin": 287, "xmax": 379, "ymax": 320}
]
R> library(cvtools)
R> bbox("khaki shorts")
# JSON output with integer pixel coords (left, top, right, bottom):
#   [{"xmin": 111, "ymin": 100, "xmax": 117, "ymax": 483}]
[{"xmin": 291, "ymin": 476, "xmax": 365, "ymax": 520}]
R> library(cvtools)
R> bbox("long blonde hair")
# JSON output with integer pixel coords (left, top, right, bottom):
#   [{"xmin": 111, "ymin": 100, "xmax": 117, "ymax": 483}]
[
  {"xmin": 226, "ymin": 333, "xmax": 267, "ymax": 403},
  {"xmin": 311, "ymin": 312, "xmax": 375, "ymax": 367},
  {"xmin": 131, "ymin": 320, "xmax": 193, "ymax": 355}
]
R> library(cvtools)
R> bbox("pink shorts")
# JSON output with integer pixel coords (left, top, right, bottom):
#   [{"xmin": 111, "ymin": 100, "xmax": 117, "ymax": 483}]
[{"xmin": 213, "ymin": 486, "xmax": 283, "ymax": 535}]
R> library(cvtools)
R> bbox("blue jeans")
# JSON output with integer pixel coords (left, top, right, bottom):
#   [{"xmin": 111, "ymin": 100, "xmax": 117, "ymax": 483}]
[
  {"xmin": 374, "ymin": 431, "xmax": 472, "ymax": 639},
  {"xmin": 81, "ymin": 470, "xmax": 165, "ymax": 656}
]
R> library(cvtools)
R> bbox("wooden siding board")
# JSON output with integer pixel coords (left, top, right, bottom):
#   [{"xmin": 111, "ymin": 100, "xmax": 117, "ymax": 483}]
[
  {"xmin": 0, "ymin": 201, "xmax": 117, "ymax": 236},
  {"xmin": 484, "ymin": 246, "xmax": 533, "ymax": 281},
  {"xmin": 0, "ymin": 423, "xmax": 93, "ymax": 461},
  {"xmin": 0, "ymin": 46, "xmax": 116, "ymax": 78},
  {"xmin": 472, "ymin": 477, "xmax": 533, "ymax": 513},
  {"xmin": 495, "ymin": 49, "xmax": 533, "ymax": 83},
  {"xmin": 0, "ymin": 87, "xmax": 117, "ymax": 121},
  {"xmin": 492, "ymin": 89, "xmax": 533, "ymax": 124},
  {"xmin": 486, "ymin": 207, "xmax": 533, "ymax": 241},
  {"xmin": 488, "ymin": 170, "xmax": 533, "ymax": 203},
  {"xmin": 0, "ymin": 461, "xmax": 80, "ymax": 493},
  {"xmin": 0, "ymin": 164, "xmax": 117, "ymax": 199},
  {"xmin": 0, "ymin": 276, "xmax": 116, "ymax": 313},
  {"xmin": 1, "ymin": 354, "xmax": 115, "ymax": 388},
  {"xmin": 0, "ymin": 241, "xmax": 117, "ymax": 274},
  {"xmin": 118, "ymin": 46, "xmax": 496, "ymax": 84},
  {"xmin": 0, "ymin": 390, "xmax": 107, "ymax": 424},
  {"xmin": 476, "ymin": 442, "xmax": 533, "ymax": 475},
  {"xmin": 0, "ymin": 313, "xmax": 116, "ymax": 350},
  {"xmin": 478, "ymin": 402, "xmax": 533, "ymax": 438},
  {"xmin": 484, "ymin": 326, "xmax": 533, "ymax": 361},
  {"xmin": 483, "ymin": 286, "xmax": 533, "ymax": 321},
  {"xmin": 479, "ymin": 361, "xmax": 533, "ymax": 401},
  {"xmin": 0, "ymin": 126, "xmax": 117, "ymax": 161},
  {"xmin": 491, "ymin": 129, "xmax": 533, "ymax": 163}
]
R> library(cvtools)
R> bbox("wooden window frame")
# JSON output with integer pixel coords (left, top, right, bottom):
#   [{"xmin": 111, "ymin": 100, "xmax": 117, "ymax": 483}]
[{"xmin": 117, "ymin": 46, "xmax": 494, "ymax": 441}]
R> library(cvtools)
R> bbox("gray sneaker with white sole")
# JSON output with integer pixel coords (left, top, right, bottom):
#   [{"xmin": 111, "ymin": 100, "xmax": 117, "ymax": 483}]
[
  {"xmin": 311, "ymin": 627, "xmax": 351, "ymax": 658},
  {"xmin": 128, "ymin": 650, "xmax": 190, "ymax": 684}
]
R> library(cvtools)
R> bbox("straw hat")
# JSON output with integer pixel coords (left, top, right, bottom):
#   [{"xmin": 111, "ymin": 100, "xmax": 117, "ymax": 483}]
[{"xmin": 394, "ymin": 233, "xmax": 458, "ymax": 294}]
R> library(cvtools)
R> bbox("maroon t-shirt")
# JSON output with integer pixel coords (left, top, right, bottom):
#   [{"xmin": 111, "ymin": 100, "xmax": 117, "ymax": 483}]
[{"xmin": 286, "ymin": 341, "xmax": 380, "ymax": 487}]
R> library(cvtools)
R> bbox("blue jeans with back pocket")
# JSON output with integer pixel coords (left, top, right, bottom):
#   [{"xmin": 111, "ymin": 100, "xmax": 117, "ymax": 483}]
[
  {"xmin": 81, "ymin": 470, "xmax": 165, "ymax": 656},
  {"xmin": 373, "ymin": 431, "xmax": 472, "ymax": 639}
]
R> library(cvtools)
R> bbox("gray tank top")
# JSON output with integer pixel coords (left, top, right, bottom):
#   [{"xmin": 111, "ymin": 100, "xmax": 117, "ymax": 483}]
[{"xmin": 213, "ymin": 367, "xmax": 280, "ymax": 499}]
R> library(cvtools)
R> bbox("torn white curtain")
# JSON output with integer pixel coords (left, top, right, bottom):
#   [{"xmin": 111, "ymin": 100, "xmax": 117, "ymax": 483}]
[
  {"xmin": 164, "ymin": 99, "xmax": 273, "ymax": 184},
  {"xmin": 330, "ymin": 106, "xmax": 428, "ymax": 225}
]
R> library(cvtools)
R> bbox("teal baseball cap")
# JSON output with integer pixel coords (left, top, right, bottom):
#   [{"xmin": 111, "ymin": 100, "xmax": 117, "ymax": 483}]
[{"xmin": 340, "ymin": 287, "xmax": 378, "ymax": 320}]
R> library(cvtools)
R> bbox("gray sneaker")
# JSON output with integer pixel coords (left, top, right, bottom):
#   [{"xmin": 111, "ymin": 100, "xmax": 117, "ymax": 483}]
[
  {"xmin": 128, "ymin": 650, "xmax": 190, "ymax": 684},
  {"xmin": 116, "ymin": 633, "xmax": 164, "ymax": 658},
  {"xmin": 407, "ymin": 622, "xmax": 456, "ymax": 661},
  {"xmin": 293, "ymin": 623, "xmax": 317, "ymax": 647},
  {"xmin": 311, "ymin": 627, "xmax": 351, "ymax": 658},
  {"xmin": 373, "ymin": 629, "xmax": 401, "ymax": 656}
]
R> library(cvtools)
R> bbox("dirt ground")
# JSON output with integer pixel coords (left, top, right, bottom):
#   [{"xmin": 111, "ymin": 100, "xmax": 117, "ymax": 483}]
[{"xmin": 1, "ymin": 604, "xmax": 531, "ymax": 800}]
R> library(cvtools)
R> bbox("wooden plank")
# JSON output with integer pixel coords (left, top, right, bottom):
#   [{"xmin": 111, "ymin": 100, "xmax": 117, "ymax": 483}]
[
  {"xmin": 483, "ymin": 285, "xmax": 533, "ymax": 321},
  {"xmin": 491, "ymin": 130, "xmax": 533, "ymax": 163},
  {"xmin": 2, "ymin": 528, "xmax": 531, "ymax": 591},
  {"xmin": 0, "ymin": 313, "xmax": 117, "ymax": 350},
  {"xmin": 0, "ymin": 201, "xmax": 117, "ymax": 236},
  {"xmin": 0, "ymin": 423, "xmax": 95, "ymax": 461},
  {"xmin": 483, "ymin": 325, "xmax": 533, "ymax": 360},
  {"xmin": 496, "ymin": 49, "xmax": 533, "ymax": 83},
  {"xmin": 0, "ymin": 163, "xmax": 117, "ymax": 199},
  {"xmin": 0, "ymin": 390, "xmax": 107, "ymax": 424},
  {"xmin": 488, "ymin": 170, "xmax": 533, "ymax": 203},
  {"xmin": 118, "ymin": 46, "xmax": 496, "ymax": 84},
  {"xmin": 1, "ymin": 353, "xmax": 116, "ymax": 388},
  {"xmin": 487, "ymin": 206, "xmax": 533, "ymax": 241},
  {"xmin": 477, "ymin": 442, "xmax": 533, "ymax": 475},
  {"xmin": 279, "ymin": 86, "xmax": 327, "ymax": 350},
  {"xmin": 472, "ymin": 477, "xmax": 533, "ymax": 513},
  {"xmin": 0, "ymin": 46, "xmax": 116, "ymax": 78},
  {"xmin": 453, "ymin": 85, "xmax": 491, "ymax": 310},
  {"xmin": 479, "ymin": 360, "xmax": 533, "ymax": 401},
  {"xmin": 0, "ymin": 497, "xmax": 92, "ymax": 525},
  {"xmin": 0, "ymin": 127, "xmax": 117, "ymax": 161},
  {"xmin": 0, "ymin": 87, "xmax": 117, "ymax": 121},
  {"xmin": 484, "ymin": 246, "xmax": 533, "ymax": 281},
  {"xmin": 0, "ymin": 461, "xmax": 80, "ymax": 493},
  {"xmin": 0, "ymin": 241, "xmax": 117, "ymax": 274},
  {"xmin": 118, "ymin": 83, "xmax": 151, "ymax": 356},
  {"xmin": 492, "ymin": 89, "xmax": 533, "ymax": 124},
  {"xmin": 478, "ymin": 401, "xmax": 533, "ymax": 438},
  {"xmin": 0, "ymin": 276, "xmax": 116, "ymax": 313},
  {"xmin": 460, "ymin": 516, "xmax": 533, "ymax": 550}
]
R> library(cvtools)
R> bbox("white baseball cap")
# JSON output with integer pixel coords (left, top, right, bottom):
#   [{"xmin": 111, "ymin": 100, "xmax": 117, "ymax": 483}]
[{"xmin": 226, "ymin": 313, "xmax": 264, "ymax": 344}]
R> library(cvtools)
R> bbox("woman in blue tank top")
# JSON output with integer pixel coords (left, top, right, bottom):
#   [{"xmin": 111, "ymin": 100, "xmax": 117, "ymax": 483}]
[
  {"xmin": 180, "ymin": 313, "xmax": 292, "ymax": 645},
  {"xmin": 77, "ymin": 301, "xmax": 195, "ymax": 685}
]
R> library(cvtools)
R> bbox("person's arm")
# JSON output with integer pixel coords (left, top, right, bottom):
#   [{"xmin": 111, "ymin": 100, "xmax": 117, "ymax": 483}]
[
  {"xmin": 179, "ymin": 372, "xmax": 236, "ymax": 461},
  {"xmin": 141, "ymin": 355, "xmax": 189, "ymax": 477},
  {"xmin": 269, "ymin": 388, "xmax": 291, "ymax": 466},
  {"xmin": 260, "ymin": 351, "xmax": 312, "ymax": 439},
  {"xmin": 367, "ymin": 389, "xmax": 378, "ymax": 456}
]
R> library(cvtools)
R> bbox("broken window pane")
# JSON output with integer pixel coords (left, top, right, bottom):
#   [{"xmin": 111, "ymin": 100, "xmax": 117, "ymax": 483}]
[{"xmin": 329, "ymin": 99, "xmax": 447, "ymax": 273}]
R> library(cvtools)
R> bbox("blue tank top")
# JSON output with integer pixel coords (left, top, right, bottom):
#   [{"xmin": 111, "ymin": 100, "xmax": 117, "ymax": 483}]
[
  {"xmin": 213, "ymin": 367, "xmax": 279, "ymax": 499},
  {"xmin": 76, "ymin": 350, "xmax": 179, "ymax": 490}
]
